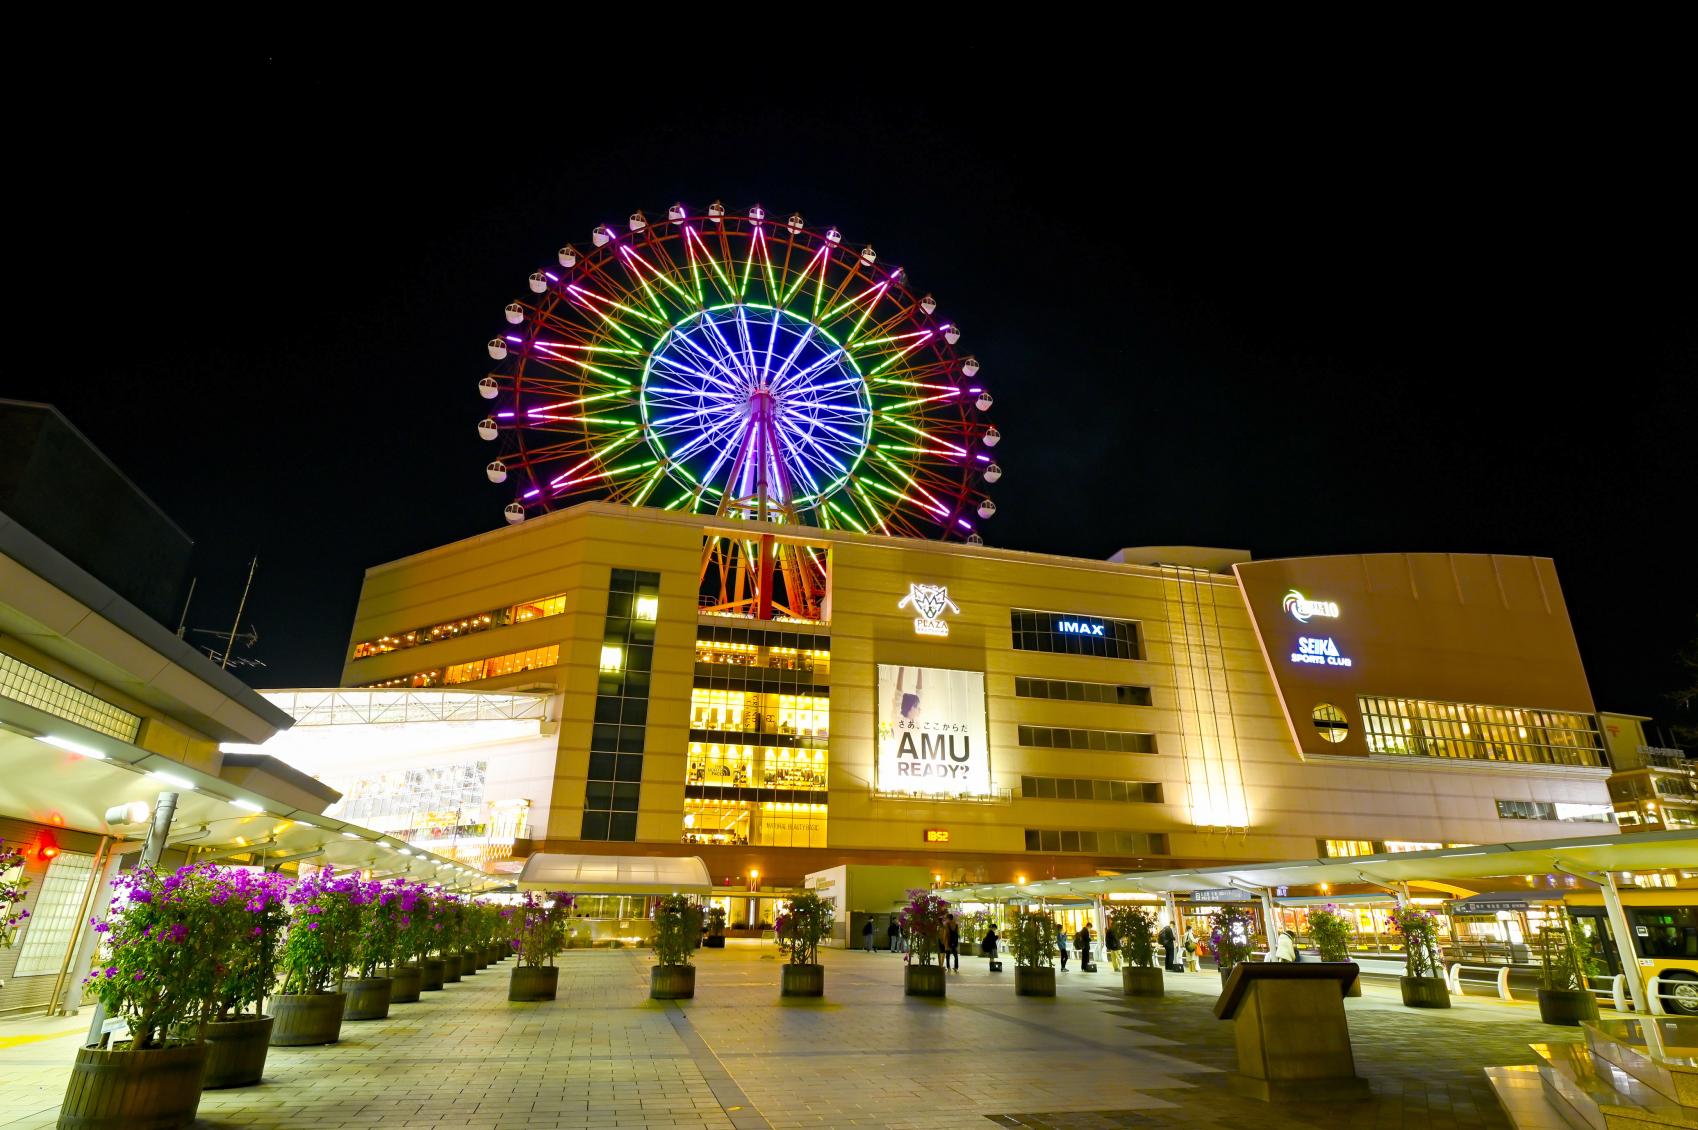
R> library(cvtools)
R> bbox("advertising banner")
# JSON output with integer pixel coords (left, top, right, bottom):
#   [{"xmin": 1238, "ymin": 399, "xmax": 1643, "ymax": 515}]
[{"xmin": 875, "ymin": 664, "xmax": 991, "ymax": 798}]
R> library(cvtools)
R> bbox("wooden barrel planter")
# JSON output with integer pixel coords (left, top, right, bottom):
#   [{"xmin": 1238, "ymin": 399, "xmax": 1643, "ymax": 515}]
[
  {"xmin": 904, "ymin": 964, "xmax": 946, "ymax": 998},
  {"xmin": 781, "ymin": 964, "xmax": 825, "ymax": 997},
  {"xmin": 201, "ymin": 1014, "xmax": 273, "ymax": 1089},
  {"xmin": 1537, "ymin": 987, "xmax": 1598, "ymax": 1026},
  {"xmin": 443, "ymin": 954, "xmax": 463, "ymax": 983},
  {"xmin": 1399, "ymin": 976, "xmax": 1452, "ymax": 1009},
  {"xmin": 59, "ymin": 1040, "xmax": 209, "ymax": 1130},
  {"xmin": 389, "ymin": 964, "xmax": 422, "ymax": 1003},
  {"xmin": 650, "ymin": 964, "xmax": 697, "ymax": 999},
  {"xmin": 1015, "ymin": 967, "xmax": 1057, "ymax": 997},
  {"xmin": 459, "ymin": 950, "xmax": 479, "ymax": 976},
  {"xmin": 509, "ymin": 965, "xmax": 559, "ymax": 1001},
  {"xmin": 1122, "ymin": 966, "xmax": 1164, "ymax": 997},
  {"xmin": 269, "ymin": 992, "xmax": 346, "ymax": 1046},
  {"xmin": 342, "ymin": 976, "xmax": 393, "ymax": 1021},
  {"xmin": 420, "ymin": 956, "xmax": 446, "ymax": 991}
]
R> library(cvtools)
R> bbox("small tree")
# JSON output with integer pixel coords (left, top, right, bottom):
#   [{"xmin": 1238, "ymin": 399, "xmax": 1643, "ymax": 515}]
[
  {"xmin": 1208, "ymin": 906, "xmax": 1255, "ymax": 972},
  {"xmin": 1, "ymin": 839, "xmax": 29, "ymax": 951},
  {"xmin": 898, "ymin": 890, "xmax": 951, "ymax": 967},
  {"xmin": 278, "ymin": 869, "xmax": 371, "ymax": 995},
  {"xmin": 1539, "ymin": 913, "xmax": 1603, "ymax": 992},
  {"xmin": 705, "ymin": 905, "xmax": 727, "ymax": 938},
  {"xmin": 352, "ymin": 878, "xmax": 401, "ymax": 979},
  {"xmin": 206, "ymin": 868, "xmax": 290, "ymax": 1021},
  {"xmin": 776, "ymin": 892, "xmax": 834, "ymax": 966},
  {"xmin": 506, "ymin": 890, "xmax": 573, "ymax": 967},
  {"xmin": 1009, "ymin": 909, "xmax": 1059, "ymax": 969},
  {"xmin": 395, "ymin": 884, "xmax": 433, "ymax": 968},
  {"xmin": 1109, "ymin": 905, "xmax": 1158, "ymax": 969},
  {"xmin": 1307, "ymin": 905, "xmax": 1355, "ymax": 963},
  {"xmin": 653, "ymin": 894, "xmax": 702, "ymax": 967},
  {"xmin": 1392, "ymin": 907, "xmax": 1444, "ymax": 979}
]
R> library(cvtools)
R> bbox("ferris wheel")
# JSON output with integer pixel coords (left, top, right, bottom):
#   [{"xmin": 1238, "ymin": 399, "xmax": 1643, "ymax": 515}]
[{"xmin": 477, "ymin": 202, "xmax": 1002, "ymax": 546}]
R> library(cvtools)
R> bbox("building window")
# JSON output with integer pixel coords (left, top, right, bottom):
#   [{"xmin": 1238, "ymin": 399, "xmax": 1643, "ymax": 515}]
[
  {"xmin": 1014, "ymin": 677, "xmax": 1151, "ymax": 706},
  {"xmin": 1009, "ymin": 609, "xmax": 1142, "ymax": 660},
  {"xmin": 1020, "ymin": 776, "xmax": 1162, "ymax": 803},
  {"xmin": 1312, "ymin": 702, "xmax": 1349, "ymax": 743},
  {"xmin": 0, "ymin": 652, "xmax": 142, "ymax": 743},
  {"xmin": 682, "ymin": 798, "xmax": 826, "ymax": 848},
  {"xmin": 1017, "ymin": 725, "xmax": 1155, "ymax": 753},
  {"xmin": 11, "ymin": 851, "xmax": 96, "ymax": 976},
  {"xmin": 1357, "ymin": 695, "xmax": 1607, "ymax": 767},
  {"xmin": 581, "ymin": 570, "xmax": 660, "ymax": 842},
  {"xmin": 350, "ymin": 592, "xmax": 570, "ymax": 660},
  {"xmin": 689, "ymin": 688, "xmax": 829, "ymax": 743},
  {"xmin": 1321, "ymin": 839, "xmax": 1378, "ymax": 858},
  {"xmin": 1495, "ymin": 799, "xmax": 1615, "ymax": 823},
  {"xmin": 1021, "ymin": 829, "xmax": 1167, "ymax": 855},
  {"xmin": 443, "ymin": 645, "xmax": 560, "ymax": 685}
]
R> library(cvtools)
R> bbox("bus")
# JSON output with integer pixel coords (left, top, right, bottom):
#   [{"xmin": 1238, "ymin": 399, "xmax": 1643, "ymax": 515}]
[{"xmin": 1563, "ymin": 888, "xmax": 1698, "ymax": 1015}]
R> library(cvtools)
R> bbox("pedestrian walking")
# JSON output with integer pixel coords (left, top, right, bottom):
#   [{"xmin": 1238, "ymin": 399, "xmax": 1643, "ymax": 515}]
[
  {"xmin": 1105, "ymin": 926, "xmax": 1121, "ymax": 972},
  {"xmin": 945, "ymin": 915, "xmax": 961, "ymax": 971},
  {"xmin": 1057, "ymin": 927, "xmax": 1070, "ymax": 971},
  {"xmin": 1159, "ymin": 922, "xmax": 1178, "ymax": 972},
  {"xmin": 982, "ymin": 925, "xmax": 1000, "ymax": 967},
  {"xmin": 1182, "ymin": 926, "xmax": 1201, "ymax": 973},
  {"xmin": 862, "ymin": 918, "xmax": 875, "ymax": 953},
  {"xmin": 887, "ymin": 917, "xmax": 902, "ymax": 953},
  {"xmin": 1075, "ymin": 925, "xmax": 1093, "ymax": 971},
  {"xmin": 1275, "ymin": 928, "xmax": 1298, "ymax": 963}
]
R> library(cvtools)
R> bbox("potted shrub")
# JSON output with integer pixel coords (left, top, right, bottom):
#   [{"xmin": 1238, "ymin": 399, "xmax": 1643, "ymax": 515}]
[
  {"xmin": 469, "ymin": 901, "xmax": 496, "ymax": 969},
  {"xmin": 438, "ymin": 893, "xmax": 465, "ymax": 983},
  {"xmin": 1393, "ymin": 907, "xmax": 1451, "ymax": 1008},
  {"xmin": 383, "ymin": 880, "xmax": 427, "ymax": 1003},
  {"xmin": 703, "ymin": 905, "xmax": 727, "ymax": 948},
  {"xmin": 1537, "ymin": 913, "xmax": 1602, "ymax": 1025},
  {"xmin": 200, "ymin": 868, "xmax": 290, "ymax": 1088},
  {"xmin": 1110, "ymin": 906, "xmax": 1162, "ymax": 997},
  {"xmin": 775, "ymin": 892, "xmax": 833, "ymax": 997},
  {"xmin": 344, "ymin": 877, "xmax": 396, "ymax": 1020},
  {"xmin": 507, "ymin": 890, "xmax": 573, "ymax": 1001},
  {"xmin": 1, "ymin": 838, "xmax": 30, "ymax": 953},
  {"xmin": 1010, "ymin": 910, "xmax": 1059, "ymax": 997},
  {"xmin": 650, "ymin": 894, "xmax": 703, "ymax": 999},
  {"xmin": 1208, "ymin": 906, "xmax": 1255, "ymax": 985},
  {"xmin": 899, "ymin": 891, "xmax": 950, "ymax": 997},
  {"xmin": 1307, "ymin": 904, "xmax": 1361, "ymax": 997},
  {"xmin": 272, "ymin": 868, "xmax": 369, "ymax": 1045},
  {"xmin": 62, "ymin": 863, "xmax": 232, "ymax": 1129}
]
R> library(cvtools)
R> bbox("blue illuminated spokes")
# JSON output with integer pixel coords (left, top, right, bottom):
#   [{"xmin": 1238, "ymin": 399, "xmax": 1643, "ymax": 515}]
[{"xmin": 641, "ymin": 304, "xmax": 872, "ymax": 511}]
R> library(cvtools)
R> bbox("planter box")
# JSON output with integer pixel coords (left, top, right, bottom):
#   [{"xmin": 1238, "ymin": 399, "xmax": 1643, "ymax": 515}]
[
  {"xmin": 459, "ymin": 951, "xmax": 478, "ymax": 976},
  {"xmin": 905, "ymin": 964, "xmax": 946, "ymax": 997},
  {"xmin": 1399, "ymin": 976, "xmax": 1452, "ymax": 1009},
  {"xmin": 421, "ymin": 956, "xmax": 445, "ymax": 991},
  {"xmin": 201, "ymin": 1014, "xmax": 273, "ymax": 1089},
  {"xmin": 388, "ymin": 964, "xmax": 422, "ymax": 1003},
  {"xmin": 443, "ymin": 954, "xmax": 463, "ymax": 983},
  {"xmin": 651, "ymin": 964, "xmax": 696, "ymax": 999},
  {"xmin": 269, "ymin": 992, "xmax": 346, "ymax": 1046},
  {"xmin": 703, "ymin": 935, "xmax": 726, "ymax": 948},
  {"xmin": 509, "ymin": 965, "xmax": 559, "ymax": 1002},
  {"xmin": 342, "ymin": 976, "xmax": 393, "ymax": 1021},
  {"xmin": 60, "ymin": 1040, "xmax": 208, "ymax": 1130},
  {"xmin": 1016, "ymin": 967, "xmax": 1057, "ymax": 997},
  {"xmin": 781, "ymin": 964, "xmax": 824, "ymax": 997},
  {"xmin": 1123, "ymin": 966, "xmax": 1165, "ymax": 997},
  {"xmin": 1537, "ymin": 987, "xmax": 1599, "ymax": 1026}
]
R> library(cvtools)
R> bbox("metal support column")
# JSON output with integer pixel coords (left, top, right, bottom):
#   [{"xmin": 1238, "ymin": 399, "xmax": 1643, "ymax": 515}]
[
  {"xmin": 1259, "ymin": 889, "xmax": 1280, "ymax": 956},
  {"xmin": 1598, "ymin": 872, "xmax": 1647, "ymax": 1013},
  {"xmin": 85, "ymin": 793, "xmax": 177, "ymax": 1046}
]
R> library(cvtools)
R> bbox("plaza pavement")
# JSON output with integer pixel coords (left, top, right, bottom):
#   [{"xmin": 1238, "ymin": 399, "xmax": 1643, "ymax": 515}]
[{"xmin": 0, "ymin": 942, "xmax": 1581, "ymax": 1129}]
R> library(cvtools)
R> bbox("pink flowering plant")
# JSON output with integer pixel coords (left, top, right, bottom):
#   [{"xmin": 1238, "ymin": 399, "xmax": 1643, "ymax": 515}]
[
  {"xmin": 1, "ymin": 839, "xmax": 29, "ymax": 950},
  {"xmin": 504, "ymin": 891, "xmax": 573, "ymax": 967},
  {"xmin": 1391, "ymin": 907, "xmax": 1443, "ymax": 979},
  {"xmin": 351, "ymin": 878, "xmax": 406, "ymax": 979},
  {"xmin": 84, "ymin": 863, "xmax": 242, "ymax": 1049},
  {"xmin": 207, "ymin": 869, "xmax": 290, "ymax": 1021},
  {"xmin": 396, "ymin": 885, "xmax": 435, "ymax": 966},
  {"xmin": 898, "ymin": 890, "xmax": 951, "ymax": 967},
  {"xmin": 774, "ymin": 892, "xmax": 833, "ymax": 966},
  {"xmin": 278, "ymin": 869, "xmax": 372, "ymax": 995}
]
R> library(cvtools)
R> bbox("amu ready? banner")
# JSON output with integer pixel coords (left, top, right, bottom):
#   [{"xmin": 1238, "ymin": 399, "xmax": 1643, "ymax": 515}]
[{"xmin": 875, "ymin": 664, "xmax": 992, "ymax": 798}]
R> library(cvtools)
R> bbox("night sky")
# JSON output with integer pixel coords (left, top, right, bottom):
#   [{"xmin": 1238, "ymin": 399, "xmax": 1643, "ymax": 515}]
[{"xmin": 15, "ymin": 56, "xmax": 1695, "ymax": 728}]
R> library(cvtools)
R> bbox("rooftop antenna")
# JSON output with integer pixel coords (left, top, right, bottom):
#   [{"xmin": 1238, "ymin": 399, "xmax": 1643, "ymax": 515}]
[
  {"xmin": 221, "ymin": 557, "xmax": 258, "ymax": 670},
  {"xmin": 180, "ymin": 557, "xmax": 265, "ymax": 669}
]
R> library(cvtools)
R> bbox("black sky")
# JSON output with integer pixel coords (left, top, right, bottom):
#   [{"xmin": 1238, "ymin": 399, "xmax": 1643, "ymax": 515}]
[{"xmin": 12, "ymin": 52, "xmax": 1695, "ymax": 724}]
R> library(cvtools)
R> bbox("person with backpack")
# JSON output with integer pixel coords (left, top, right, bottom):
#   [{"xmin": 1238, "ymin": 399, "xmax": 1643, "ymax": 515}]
[
  {"xmin": 982, "ymin": 925, "xmax": 1000, "ymax": 971},
  {"xmin": 1105, "ymin": 925, "xmax": 1121, "ymax": 972},
  {"xmin": 1275, "ymin": 928, "xmax": 1299, "ymax": 963},
  {"xmin": 1159, "ymin": 921, "xmax": 1178, "ymax": 972},
  {"xmin": 1075, "ymin": 925, "xmax": 1093, "ymax": 971}
]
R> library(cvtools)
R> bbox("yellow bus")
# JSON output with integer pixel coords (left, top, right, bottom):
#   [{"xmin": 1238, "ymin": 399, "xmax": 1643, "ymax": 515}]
[{"xmin": 1564, "ymin": 889, "xmax": 1698, "ymax": 1015}]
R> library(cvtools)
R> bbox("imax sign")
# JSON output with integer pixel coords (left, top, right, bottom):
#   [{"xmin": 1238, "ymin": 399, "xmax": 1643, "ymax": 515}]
[{"xmin": 1056, "ymin": 619, "xmax": 1105, "ymax": 636}]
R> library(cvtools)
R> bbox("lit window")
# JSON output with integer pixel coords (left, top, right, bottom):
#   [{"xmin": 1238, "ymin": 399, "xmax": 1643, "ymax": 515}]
[
  {"xmin": 634, "ymin": 596, "xmax": 659, "ymax": 621},
  {"xmin": 600, "ymin": 646, "xmax": 624, "ymax": 673},
  {"xmin": 1312, "ymin": 703, "xmax": 1349, "ymax": 743}
]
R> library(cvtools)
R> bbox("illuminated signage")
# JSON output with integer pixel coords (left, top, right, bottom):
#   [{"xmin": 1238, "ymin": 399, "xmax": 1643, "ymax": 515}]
[
  {"xmin": 1291, "ymin": 636, "xmax": 1353, "ymax": 667},
  {"xmin": 1283, "ymin": 589, "xmax": 1340, "ymax": 623},
  {"xmin": 1188, "ymin": 888, "xmax": 1251, "ymax": 903},
  {"xmin": 875, "ymin": 665, "xmax": 992, "ymax": 798},
  {"xmin": 924, "ymin": 828, "xmax": 951, "ymax": 843},
  {"xmin": 1056, "ymin": 618, "xmax": 1105, "ymax": 636},
  {"xmin": 899, "ymin": 583, "xmax": 960, "ymax": 637}
]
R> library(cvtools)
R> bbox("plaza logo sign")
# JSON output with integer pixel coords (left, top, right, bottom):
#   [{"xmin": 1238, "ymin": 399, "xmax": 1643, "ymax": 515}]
[
  {"xmin": 899, "ymin": 583, "xmax": 960, "ymax": 638},
  {"xmin": 1283, "ymin": 589, "xmax": 1340, "ymax": 623},
  {"xmin": 1291, "ymin": 636, "xmax": 1353, "ymax": 667},
  {"xmin": 1056, "ymin": 619, "xmax": 1105, "ymax": 636}
]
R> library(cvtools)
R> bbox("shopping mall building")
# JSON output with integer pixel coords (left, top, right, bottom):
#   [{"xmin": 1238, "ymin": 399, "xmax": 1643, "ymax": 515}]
[{"xmin": 320, "ymin": 501, "xmax": 1627, "ymax": 895}]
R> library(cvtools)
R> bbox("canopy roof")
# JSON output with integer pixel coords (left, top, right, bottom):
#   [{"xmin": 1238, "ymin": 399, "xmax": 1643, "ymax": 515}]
[
  {"xmin": 942, "ymin": 828, "xmax": 1698, "ymax": 904},
  {"xmin": 518, "ymin": 853, "xmax": 713, "ymax": 894}
]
